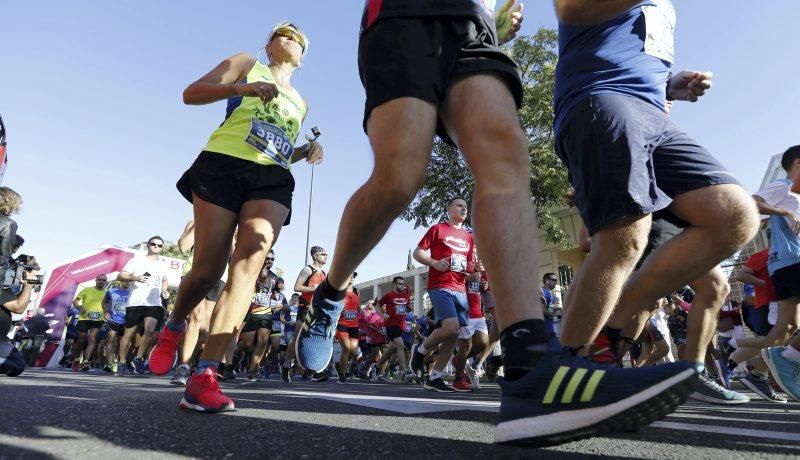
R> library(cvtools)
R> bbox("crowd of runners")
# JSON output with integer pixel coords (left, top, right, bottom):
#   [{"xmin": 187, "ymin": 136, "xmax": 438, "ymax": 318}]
[{"xmin": 5, "ymin": 0, "xmax": 800, "ymax": 449}]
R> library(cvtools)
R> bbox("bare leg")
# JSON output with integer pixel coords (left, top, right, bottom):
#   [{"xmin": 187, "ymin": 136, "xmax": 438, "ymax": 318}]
[
  {"xmin": 136, "ymin": 317, "xmax": 158, "ymax": 359},
  {"xmin": 747, "ymin": 299, "xmax": 800, "ymax": 373},
  {"xmin": 440, "ymin": 74, "xmax": 542, "ymax": 331},
  {"xmin": 249, "ymin": 328, "xmax": 271, "ymax": 371},
  {"xmin": 453, "ymin": 337, "xmax": 472, "ymax": 379},
  {"xmin": 610, "ymin": 185, "xmax": 759, "ymax": 331},
  {"xmin": 180, "ymin": 298, "xmax": 215, "ymax": 366},
  {"xmin": 683, "ymin": 267, "xmax": 730, "ymax": 364},
  {"xmin": 200, "ymin": 200, "xmax": 287, "ymax": 362},
  {"xmin": 324, "ymin": 98, "xmax": 437, "ymax": 289},
  {"xmin": 117, "ymin": 326, "xmax": 138, "ymax": 365}
]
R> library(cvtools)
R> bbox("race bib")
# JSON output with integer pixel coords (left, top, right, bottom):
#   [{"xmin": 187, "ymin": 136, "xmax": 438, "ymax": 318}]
[
  {"xmin": 642, "ymin": 0, "xmax": 675, "ymax": 64},
  {"xmin": 271, "ymin": 321, "xmax": 283, "ymax": 332},
  {"xmin": 404, "ymin": 323, "xmax": 412, "ymax": 333},
  {"xmin": 253, "ymin": 293, "xmax": 270, "ymax": 306},
  {"xmin": 450, "ymin": 254, "xmax": 467, "ymax": 273},
  {"xmin": 395, "ymin": 304, "xmax": 407, "ymax": 315},
  {"xmin": 246, "ymin": 118, "xmax": 292, "ymax": 169},
  {"xmin": 88, "ymin": 312, "xmax": 101, "ymax": 320},
  {"xmin": 344, "ymin": 310, "xmax": 357, "ymax": 321}
]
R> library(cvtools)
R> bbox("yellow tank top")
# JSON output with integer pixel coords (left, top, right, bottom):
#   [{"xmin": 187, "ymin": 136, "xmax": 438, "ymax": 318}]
[{"xmin": 203, "ymin": 61, "xmax": 307, "ymax": 170}]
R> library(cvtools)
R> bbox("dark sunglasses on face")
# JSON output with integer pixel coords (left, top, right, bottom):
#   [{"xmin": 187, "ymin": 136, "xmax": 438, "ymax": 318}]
[
  {"xmin": 265, "ymin": 257, "xmax": 275, "ymax": 262},
  {"xmin": 274, "ymin": 28, "xmax": 306, "ymax": 51},
  {"xmin": 149, "ymin": 242, "xmax": 163, "ymax": 248},
  {"xmin": 547, "ymin": 278, "xmax": 557, "ymax": 282}
]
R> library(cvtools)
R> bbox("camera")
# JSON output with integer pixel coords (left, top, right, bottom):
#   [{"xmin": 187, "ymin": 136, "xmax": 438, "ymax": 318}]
[{"xmin": 2, "ymin": 254, "xmax": 42, "ymax": 290}]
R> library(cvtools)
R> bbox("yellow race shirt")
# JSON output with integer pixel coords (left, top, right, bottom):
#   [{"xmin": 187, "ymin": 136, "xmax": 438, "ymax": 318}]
[{"xmin": 75, "ymin": 286, "xmax": 107, "ymax": 322}]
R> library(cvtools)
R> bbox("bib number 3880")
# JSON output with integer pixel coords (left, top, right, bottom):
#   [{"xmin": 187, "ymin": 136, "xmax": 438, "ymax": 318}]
[{"xmin": 246, "ymin": 119, "xmax": 292, "ymax": 169}]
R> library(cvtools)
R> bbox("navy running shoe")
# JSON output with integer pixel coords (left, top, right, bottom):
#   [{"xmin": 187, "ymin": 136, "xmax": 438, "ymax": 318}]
[
  {"xmin": 295, "ymin": 286, "xmax": 345, "ymax": 372},
  {"xmin": 495, "ymin": 351, "xmax": 697, "ymax": 447}
]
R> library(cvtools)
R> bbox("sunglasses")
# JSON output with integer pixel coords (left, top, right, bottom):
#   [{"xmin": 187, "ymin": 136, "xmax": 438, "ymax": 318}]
[
  {"xmin": 546, "ymin": 278, "xmax": 558, "ymax": 282},
  {"xmin": 265, "ymin": 257, "xmax": 275, "ymax": 262},
  {"xmin": 274, "ymin": 27, "xmax": 306, "ymax": 52},
  {"xmin": 316, "ymin": 253, "xmax": 328, "ymax": 257},
  {"xmin": 149, "ymin": 242, "xmax": 163, "ymax": 248}
]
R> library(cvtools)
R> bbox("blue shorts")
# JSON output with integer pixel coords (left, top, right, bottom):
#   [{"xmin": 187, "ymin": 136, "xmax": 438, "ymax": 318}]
[
  {"xmin": 428, "ymin": 288, "xmax": 468, "ymax": 327},
  {"xmin": 555, "ymin": 94, "xmax": 740, "ymax": 235}
]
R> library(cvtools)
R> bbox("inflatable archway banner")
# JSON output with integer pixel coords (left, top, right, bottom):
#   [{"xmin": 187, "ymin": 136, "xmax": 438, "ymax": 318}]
[{"xmin": 35, "ymin": 247, "xmax": 135, "ymax": 366}]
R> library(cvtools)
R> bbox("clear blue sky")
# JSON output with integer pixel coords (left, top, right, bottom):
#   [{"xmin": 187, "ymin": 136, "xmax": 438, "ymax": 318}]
[{"xmin": 2, "ymin": 1, "xmax": 798, "ymax": 283}]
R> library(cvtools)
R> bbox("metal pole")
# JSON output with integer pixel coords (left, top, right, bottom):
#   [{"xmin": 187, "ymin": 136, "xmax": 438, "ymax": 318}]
[
  {"xmin": 303, "ymin": 127, "xmax": 321, "ymax": 266},
  {"xmin": 305, "ymin": 164, "xmax": 315, "ymax": 266}
]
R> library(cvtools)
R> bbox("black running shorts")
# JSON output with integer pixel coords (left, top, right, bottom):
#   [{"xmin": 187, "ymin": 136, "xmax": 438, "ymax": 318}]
[
  {"xmin": 76, "ymin": 320, "xmax": 104, "ymax": 333},
  {"xmin": 386, "ymin": 326, "xmax": 404, "ymax": 341},
  {"xmin": 358, "ymin": 16, "xmax": 523, "ymax": 146},
  {"xmin": 771, "ymin": 263, "xmax": 800, "ymax": 301},
  {"xmin": 177, "ymin": 151, "xmax": 294, "ymax": 225},
  {"xmin": 124, "ymin": 306, "xmax": 165, "ymax": 329},
  {"xmin": 243, "ymin": 313, "xmax": 273, "ymax": 333}
]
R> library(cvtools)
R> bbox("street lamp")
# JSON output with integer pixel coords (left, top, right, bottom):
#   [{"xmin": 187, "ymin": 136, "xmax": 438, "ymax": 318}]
[{"xmin": 304, "ymin": 126, "xmax": 321, "ymax": 265}]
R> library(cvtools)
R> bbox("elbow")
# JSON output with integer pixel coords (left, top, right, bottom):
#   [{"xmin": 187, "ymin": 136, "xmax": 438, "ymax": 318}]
[{"xmin": 182, "ymin": 87, "xmax": 197, "ymax": 105}]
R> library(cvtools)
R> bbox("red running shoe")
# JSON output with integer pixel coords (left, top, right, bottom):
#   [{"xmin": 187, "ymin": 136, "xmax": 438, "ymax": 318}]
[
  {"xmin": 180, "ymin": 367, "xmax": 235, "ymax": 413},
  {"xmin": 71, "ymin": 361, "xmax": 80, "ymax": 372},
  {"xmin": 453, "ymin": 377, "xmax": 474, "ymax": 393},
  {"xmin": 148, "ymin": 321, "xmax": 185, "ymax": 375}
]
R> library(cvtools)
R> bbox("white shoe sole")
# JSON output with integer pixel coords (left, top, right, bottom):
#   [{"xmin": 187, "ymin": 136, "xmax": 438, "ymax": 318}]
[
  {"xmin": 179, "ymin": 398, "xmax": 235, "ymax": 413},
  {"xmin": 688, "ymin": 391, "xmax": 749, "ymax": 405}
]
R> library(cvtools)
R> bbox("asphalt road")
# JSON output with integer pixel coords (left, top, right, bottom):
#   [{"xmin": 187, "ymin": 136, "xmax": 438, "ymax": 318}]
[{"xmin": 1, "ymin": 368, "xmax": 798, "ymax": 459}]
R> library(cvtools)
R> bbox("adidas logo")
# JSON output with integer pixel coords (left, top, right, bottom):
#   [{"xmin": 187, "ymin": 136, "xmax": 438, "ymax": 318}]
[{"xmin": 542, "ymin": 366, "xmax": 606, "ymax": 404}]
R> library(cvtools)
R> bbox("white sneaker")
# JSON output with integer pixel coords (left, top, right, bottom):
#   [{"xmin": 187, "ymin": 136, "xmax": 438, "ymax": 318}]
[{"xmin": 466, "ymin": 365, "xmax": 481, "ymax": 390}]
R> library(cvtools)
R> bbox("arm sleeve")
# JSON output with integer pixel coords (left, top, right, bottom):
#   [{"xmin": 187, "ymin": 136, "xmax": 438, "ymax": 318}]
[
  {"xmin": 417, "ymin": 226, "xmax": 436, "ymax": 251},
  {"xmin": 754, "ymin": 180, "xmax": 790, "ymax": 207}
]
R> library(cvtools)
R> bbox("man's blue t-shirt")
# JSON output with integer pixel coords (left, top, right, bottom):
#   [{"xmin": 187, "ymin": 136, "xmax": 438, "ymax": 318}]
[
  {"xmin": 416, "ymin": 317, "xmax": 430, "ymax": 338},
  {"xmin": 553, "ymin": 0, "xmax": 675, "ymax": 134},
  {"xmin": 104, "ymin": 287, "xmax": 131, "ymax": 325},
  {"xmin": 755, "ymin": 178, "xmax": 800, "ymax": 274},
  {"xmin": 403, "ymin": 312, "xmax": 415, "ymax": 343}
]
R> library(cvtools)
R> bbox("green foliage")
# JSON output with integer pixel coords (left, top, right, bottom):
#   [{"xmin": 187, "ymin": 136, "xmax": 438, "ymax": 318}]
[
  {"xmin": 161, "ymin": 243, "xmax": 189, "ymax": 261},
  {"xmin": 399, "ymin": 28, "xmax": 571, "ymax": 248}
]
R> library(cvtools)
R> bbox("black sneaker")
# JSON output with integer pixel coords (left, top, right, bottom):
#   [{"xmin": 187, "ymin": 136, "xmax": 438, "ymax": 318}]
[
  {"xmin": 221, "ymin": 364, "xmax": 236, "ymax": 381},
  {"xmin": 338, "ymin": 372, "xmax": 348, "ymax": 384},
  {"xmin": 281, "ymin": 365, "xmax": 291, "ymax": 383},
  {"xmin": 740, "ymin": 372, "xmax": 788, "ymax": 403},
  {"xmin": 494, "ymin": 351, "xmax": 697, "ymax": 447},
  {"xmin": 410, "ymin": 344, "xmax": 425, "ymax": 378},
  {"xmin": 423, "ymin": 377, "xmax": 454, "ymax": 392},
  {"xmin": 311, "ymin": 370, "xmax": 330, "ymax": 382},
  {"xmin": 131, "ymin": 357, "xmax": 145, "ymax": 375}
]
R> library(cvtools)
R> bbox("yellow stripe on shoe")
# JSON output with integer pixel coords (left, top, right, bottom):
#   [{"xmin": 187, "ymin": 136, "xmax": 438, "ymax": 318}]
[
  {"xmin": 561, "ymin": 368, "xmax": 588, "ymax": 403},
  {"xmin": 543, "ymin": 366, "xmax": 570, "ymax": 404},
  {"xmin": 580, "ymin": 370, "xmax": 606, "ymax": 402}
]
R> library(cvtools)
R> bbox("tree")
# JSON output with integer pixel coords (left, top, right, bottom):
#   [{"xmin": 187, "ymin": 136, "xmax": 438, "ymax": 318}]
[
  {"xmin": 406, "ymin": 249, "xmax": 415, "ymax": 271},
  {"xmin": 161, "ymin": 243, "xmax": 189, "ymax": 261},
  {"xmin": 399, "ymin": 29, "xmax": 571, "ymax": 247}
]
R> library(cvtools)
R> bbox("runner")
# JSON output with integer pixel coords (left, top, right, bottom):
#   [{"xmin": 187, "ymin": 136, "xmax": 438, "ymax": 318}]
[
  {"xmin": 263, "ymin": 278, "xmax": 288, "ymax": 378},
  {"xmin": 145, "ymin": 22, "xmax": 322, "ymax": 412},
  {"xmin": 453, "ymin": 270, "xmax": 489, "ymax": 392},
  {"xmin": 102, "ymin": 280, "xmax": 131, "ymax": 374},
  {"xmin": 170, "ymin": 220, "xmax": 227, "ymax": 386},
  {"xmin": 284, "ymin": 245, "xmax": 327, "ymax": 376},
  {"xmin": 279, "ymin": 293, "xmax": 300, "ymax": 382},
  {"xmin": 242, "ymin": 254, "xmax": 280, "ymax": 381},
  {"xmin": 334, "ymin": 274, "xmax": 360, "ymax": 384},
  {"xmin": 58, "ymin": 305, "xmax": 80, "ymax": 367},
  {"xmin": 730, "ymin": 145, "xmax": 800, "ymax": 402},
  {"xmin": 375, "ymin": 276, "xmax": 414, "ymax": 382},
  {"xmin": 297, "ymin": 0, "xmax": 757, "ymax": 445},
  {"xmin": 71, "ymin": 274, "xmax": 108, "ymax": 372},
  {"xmin": 366, "ymin": 301, "xmax": 388, "ymax": 381},
  {"xmin": 409, "ymin": 198, "xmax": 474, "ymax": 392},
  {"xmin": 116, "ymin": 236, "xmax": 170, "ymax": 376}
]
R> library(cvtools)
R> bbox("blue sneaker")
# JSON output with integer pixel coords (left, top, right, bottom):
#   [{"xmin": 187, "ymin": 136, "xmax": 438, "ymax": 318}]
[
  {"xmin": 761, "ymin": 347, "xmax": 800, "ymax": 403},
  {"xmin": 295, "ymin": 286, "xmax": 344, "ymax": 372},
  {"xmin": 495, "ymin": 351, "xmax": 697, "ymax": 447}
]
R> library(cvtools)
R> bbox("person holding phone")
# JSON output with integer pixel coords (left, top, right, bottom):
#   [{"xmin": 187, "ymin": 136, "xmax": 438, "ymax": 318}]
[
  {"xmin": 116, "ymin": 235, "xmax": 170, "ymax": 375},
  {"xmin": 146, "ymin": 22, "xmax": 323, "ymax": 413}
]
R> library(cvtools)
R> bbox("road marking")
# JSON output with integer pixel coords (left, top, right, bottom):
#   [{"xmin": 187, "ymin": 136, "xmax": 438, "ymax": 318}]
[
  {"xmin": 651, "ymin": 421, "xmax": 800, "ymax": 443},
  {"xmin": 41, "ymin": 394, "xmax": 96, "ymax": 401}
]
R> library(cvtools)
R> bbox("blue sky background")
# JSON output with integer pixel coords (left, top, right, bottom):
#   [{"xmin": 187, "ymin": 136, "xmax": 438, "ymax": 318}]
[{"xmin": 2, "ymin": 1, "xmax": 798, "ymax": 284}]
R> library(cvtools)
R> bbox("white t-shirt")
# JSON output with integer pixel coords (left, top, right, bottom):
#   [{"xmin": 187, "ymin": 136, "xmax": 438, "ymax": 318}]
[{"xmin": 122, "ymin": 254, "xmax": 169, "ymax": 307}]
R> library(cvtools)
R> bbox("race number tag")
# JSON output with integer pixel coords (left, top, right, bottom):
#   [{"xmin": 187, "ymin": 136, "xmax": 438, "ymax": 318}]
[
  {"xmin": 88, "ymin": 312, "xmax": 101, "ymax": 320},
  {"xmin": 246, "ymin": 118, "xmax": 292, "ymax": 169},
  {"xmin": 272, "ymin": 321, "xmax": 283, "ymax": 332},
  {"xmin": 450, "ymin": 254, "xmax": 467, "ymax": 273},
  {"xmin": 254, "ymin": 293, "xmax": 270, "ymax": 306},
  {"xmin": 642, "ymin": 0, "xmax": 675, "ymax": 64},
  {"xmin": 395, "ymin": 304, "xmax": 407, "ymax": 315},
  {"xmin": 404, "ymin": 323, "xmax": 412, "ymax": 333},
  {"xmin": 344, "ymin": 310, "xmax": 357, "ymax": 321}
]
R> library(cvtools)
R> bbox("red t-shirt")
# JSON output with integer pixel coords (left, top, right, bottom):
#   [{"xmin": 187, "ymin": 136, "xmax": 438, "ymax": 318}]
[
  {"xmin": 367, "ymin": 313, "xmax": 387, "ymax": 344},
  {"xmin": 745, "ymin": 249, "xmax": 776, "ymax": 309},
  {"xmin": 358, "ymin": 310, "xmax": 372, "ymax": 340},
  {"xmin": 380, "ymin": 290, "xmax": 410, "ymax": 329},
  {"xmin": 467, "ymin": 277, "xmax": 482, "ymax": 319},
  {"xmin": 338, "ymin": 291, "xmax": 360, "ymax": 328},
  {"xmin": 418, "ymin": 222, "xmax": 475, "ymax": 292}
]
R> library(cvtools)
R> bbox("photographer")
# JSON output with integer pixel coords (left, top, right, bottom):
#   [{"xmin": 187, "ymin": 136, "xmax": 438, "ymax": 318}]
[
  {"xmin": 0, "ymin": 255, "xmax": 38, "ymax": 377},
  {"xmin": 0, "ymin": 187, "xmax": 22, "ymax": 267}
]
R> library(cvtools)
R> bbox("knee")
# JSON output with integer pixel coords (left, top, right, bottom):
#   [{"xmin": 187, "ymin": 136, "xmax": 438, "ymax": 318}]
[
  {"xmin": 710, "ymin": 191, "xmax": 761, "ymax": 251},
  {"xmin": 465, "ymin": 127, "xmax": 529, "ymax": 189},
  {"xmin": 594, "ymin": 219, "xmax": 650, "ymax": 264},
  {"xmin": 692, "ymin": 271, "xmax": 730, "ymax": 310},
  {"xmin": 441, "ymin": 322, "xmax": 461, "ymax": 339},
  {"xmin": 190, "ymin": 269, "xmax": 223, "ymax": 293},
  {"xmin": 368, "ymin": 171, "xmax": 425, "ymax": 213}
]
